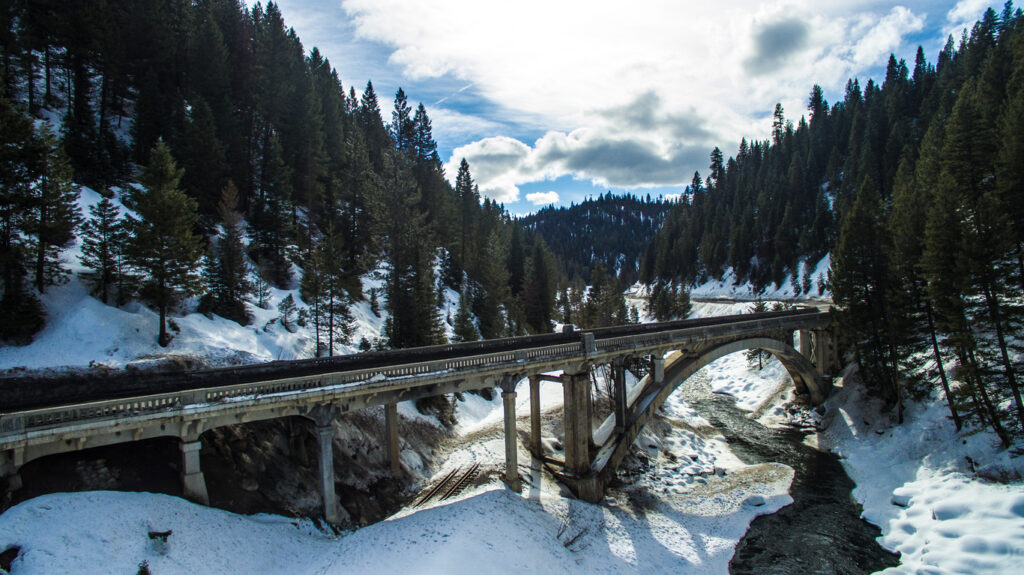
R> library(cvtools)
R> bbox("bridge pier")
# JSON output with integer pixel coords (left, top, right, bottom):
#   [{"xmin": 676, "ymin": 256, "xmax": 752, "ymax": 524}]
[
  {"xmin": 813, "ymin": 330, "xmax": 831, "ymax": 375},
  {"xmin": 179, "ymin": 439, "xmax": 209, "ymax": 505},
  {"xmin": 315, "ymin": 423, "xmax": 340, "ymax": 524},
  {"xmin": 612, "ymin": 359, "xmax": 627, "ymax": 435},
  {"xmin": 385, "ymin": 403, "xmax": 401, "ymax": 477},
  {"xmin": 561, "ymin": 369, "xmax": 593, "ymax": 475},
  {"xmin": 529, "ymin": 375, "xmax": 542, "ymax": 457},
  {"xmin": 500, "ymin": 377, "xmax": 521, "ymax": 491},
  {"xmin": 1, "ymin": 448, "xmax": 23, "ymax": 493},
  {"xmin": 799, "ymin": 330, "xmax": 813, "ymax": 361},
  {"xmin": 652, "ymin": 356, "xmax": 665, "ymax": 384}
]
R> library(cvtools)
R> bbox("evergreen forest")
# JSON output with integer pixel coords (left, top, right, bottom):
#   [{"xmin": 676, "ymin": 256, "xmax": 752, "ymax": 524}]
[{"xmin": 0, "ymin": 0, "xmax": 580, "ymax": 351}]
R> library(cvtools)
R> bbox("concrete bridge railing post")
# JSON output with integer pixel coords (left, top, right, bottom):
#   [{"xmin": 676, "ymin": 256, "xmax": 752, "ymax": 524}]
[
  {"xmin": 528, "ymin": 375, "xmax": 542, "ymax": 457},
  {"xmin": 500, "ymin": 375, "xmax": 521, "ymax": 491}
]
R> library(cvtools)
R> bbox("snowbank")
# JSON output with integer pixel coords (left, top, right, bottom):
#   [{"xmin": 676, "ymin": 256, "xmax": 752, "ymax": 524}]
[{"xmin": 820, "ymin": 373, "xmax": 1024, "ymax": 574}]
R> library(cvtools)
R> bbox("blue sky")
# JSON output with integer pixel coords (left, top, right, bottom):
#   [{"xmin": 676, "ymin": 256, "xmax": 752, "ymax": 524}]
[{"xmin": 258, "ymin": 0, "xmax": 1002, "ymax": 215}]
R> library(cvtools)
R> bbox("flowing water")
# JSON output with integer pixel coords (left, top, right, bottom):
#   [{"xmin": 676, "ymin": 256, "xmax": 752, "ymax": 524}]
[{"xmin": 679, "ymin": 375, "xmax": 900, "ymax": 574}]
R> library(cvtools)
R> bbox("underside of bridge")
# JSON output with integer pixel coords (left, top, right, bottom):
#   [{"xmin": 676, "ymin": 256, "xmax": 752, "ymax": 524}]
[{"xmin": 551, "ymin": 330, "xmax": 837, "ymax": 503}]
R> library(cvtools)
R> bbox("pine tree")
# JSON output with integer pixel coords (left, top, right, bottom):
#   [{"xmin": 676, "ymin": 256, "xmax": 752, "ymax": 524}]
[
  {"xmin": 452, "ymin": 288, "xmax": 478, "ymax": 342},
  {"xmin": 0, "ymin": 90, "xmax": 49, "ymax": 342},
  {"xmin": 27, "ymin": 124, "xmax": 80, "ymax": 292},
  {"xmin": 199, "ymin": 181, "xmax": 252, "ymax": 325},
  {"xmin": 277, "ymin": 293, "xmax": 297, "ymax": 332},
  {"xmin": 829, "ymin": 176, "xmax": 900, "ymax": 412},
  {"xmin": 124, "ymin": 142, "xmax": 205, "ymax": 346},
  {"xmin": 79, "ymin": 193, "xmax": 127, "ymax": 304}
]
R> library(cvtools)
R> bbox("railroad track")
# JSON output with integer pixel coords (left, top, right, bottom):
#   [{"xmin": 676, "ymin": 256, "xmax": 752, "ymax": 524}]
[{"xmin": 414, "ymin": 463, "xmax": 482, "ymax": 508}]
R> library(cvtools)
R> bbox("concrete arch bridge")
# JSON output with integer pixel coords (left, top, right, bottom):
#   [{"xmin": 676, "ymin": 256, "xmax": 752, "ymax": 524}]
[{"xmin": 0, "ymin": 308, "xmax": 835, "ymax": 519}]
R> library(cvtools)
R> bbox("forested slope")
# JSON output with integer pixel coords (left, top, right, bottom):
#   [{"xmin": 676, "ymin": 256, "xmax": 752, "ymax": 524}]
[{"xmin": 644, "ymin": 5, "xmax": 1024, "ymax": 442}]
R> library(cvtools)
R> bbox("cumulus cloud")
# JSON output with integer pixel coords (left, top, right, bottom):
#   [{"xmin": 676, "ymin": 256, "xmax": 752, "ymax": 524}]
[
  {"xmin": 526, "ymin": 191, "xmax": 560, "ymax": 206},
  {"xmin": 343, "ymin": 0, "xmax": 935, "ymax": 202},
  {"xmin": 743, "ymin": 17, "xmax": 811, "ymax": 75}
]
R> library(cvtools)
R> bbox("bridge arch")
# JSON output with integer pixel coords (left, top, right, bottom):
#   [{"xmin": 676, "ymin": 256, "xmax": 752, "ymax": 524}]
[{"xmin": 570, "ymin": 336, "xmax": 827, "ymax": 501}]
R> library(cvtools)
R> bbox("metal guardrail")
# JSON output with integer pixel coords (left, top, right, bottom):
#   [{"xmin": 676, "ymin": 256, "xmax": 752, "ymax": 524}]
[{"xmin": 0, "ymin": 311, "xmax": 829, "ymax": 439}]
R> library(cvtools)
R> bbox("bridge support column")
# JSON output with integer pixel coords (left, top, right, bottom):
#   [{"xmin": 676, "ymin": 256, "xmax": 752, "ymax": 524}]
[
  {"xmin": 501, "ymin": 378, "xmax": 521, "ymax": 491},
  {"xmin": 652, "ymin": 356, "xmax": 665, "ymax": 384},
  {"xmin": 1, "ymin": 448, "xmax": 23, "ymax": 492},
  {"xmin": 799, "ymin": 330, "xmax": 813, "ymax": 360},
  {"xmin": 316, "ymin": 423, "xmax": 340, "ymax": 524},
  {"xmin": 612, "ymin": 359, "xmax": 627, "ymax": 435},
  {"xmin": 385, "ymin": 403, "xmax": 401, "ymax": 477},
  {"xmin": 813, "ymin": 330, "xmax": 831, "ymax": 375},
  {"xmin": 180, "ymin": 440, "xmax": 209, "ymax": 506},
  {"xmin": 529, "ymin": 375, "xmax": 542, "ymax": 457},
  {"xmin": 562, "ymin": 370, "xmax": 592, "ymax": 475}
]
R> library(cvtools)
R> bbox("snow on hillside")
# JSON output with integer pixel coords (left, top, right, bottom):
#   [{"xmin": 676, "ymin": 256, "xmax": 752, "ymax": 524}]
[
  {"xmin": 688, "ymin": 255, "xmax": 831, "ymax": 301},
  {"xmin": 0, "ymin": 187, "xmax": 475, "ymax": 373}
]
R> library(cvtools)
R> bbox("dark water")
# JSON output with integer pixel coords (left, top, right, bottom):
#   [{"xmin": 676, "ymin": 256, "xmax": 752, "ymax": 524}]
[{"xmin": 688, "ymin": 393, "xmax": 900, "ymax": 575}]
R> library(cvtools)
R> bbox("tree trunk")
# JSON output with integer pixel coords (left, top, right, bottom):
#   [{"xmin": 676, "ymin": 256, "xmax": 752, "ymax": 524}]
[
  {"xmin": 926, "ymin": 301, "xmax": 961, "ymax": 430},
  {"xmin": 158, "ymin": 304, "xmax": 169, "ymax": 347},
  {"xmin": 967, "ymin": 345, "xmax": 1010, "ymax": 447},
  {"xmin": 981, "ymin": 282, "xmax": 1024, "ymax": 431}
]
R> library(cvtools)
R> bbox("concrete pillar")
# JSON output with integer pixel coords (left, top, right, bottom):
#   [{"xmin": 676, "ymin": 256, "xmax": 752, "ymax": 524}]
[
  {"xmin": 316, "ymin": 423, "xmax": 340, "ymax": 524},
  {"xmin": 385, "ymin": 403, "xmax": 401, "ymax": 477},
  {"xmin": 529, "ymin": 375, "xmax": 542, "ymax": 457},
  {"xmin": 612, "ymin": 360, "xmax": 627, "ymax": 435},
  {"xmin": 562, "ymin": 371, "xmax": 592, "ymax": 475},
  {"xmin": 180, "ymin": 440, "xmax": 209, "ymax": 505},
  {"xmin": 799, "ymin": 330, "xmax": 813, "ymax": 360},
  {"xmin": 1, "ymin": 449, "xmax": 22, "ymax": 492},
  {"xmin": 502, "ymin": 387, "xmax": 521, "ymax": 491},
  {"xmin": 814, "ymin": 330, "xmax": 829, "ymax": 375},
  {"xmin": 652, "ymin": 356, "xmax": 665, "ymax": 384}
]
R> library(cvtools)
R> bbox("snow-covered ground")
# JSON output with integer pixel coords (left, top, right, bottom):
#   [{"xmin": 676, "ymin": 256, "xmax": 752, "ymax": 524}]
[
  {"xmin": 820, "ymin": 370, "xmax": 1024, "ymax": 574},
  {"xmin": 4, "ymin": 272, "xmax": 1024, "ymax": 574},
  {"xmin": 0, "ymin": 187, "xmax": 479, "ymax": 373},
  {"xmin": 0, "ymin": 301, "xmax": 799, "ymax": 574}
]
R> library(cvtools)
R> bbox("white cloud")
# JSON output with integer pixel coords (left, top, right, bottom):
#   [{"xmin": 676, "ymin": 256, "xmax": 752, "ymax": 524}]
[
  {"xmin": 526, "ymin": 191, "xmax": 560, "ymax": 206},
  {"xmin": 342, "ymin": 0, "xmax": 947, "ymax": 199}
]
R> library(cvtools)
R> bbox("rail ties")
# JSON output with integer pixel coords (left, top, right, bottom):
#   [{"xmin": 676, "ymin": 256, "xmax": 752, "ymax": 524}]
[
  {"xmin": 414, "ymin": 463, "xmax": 482, "ymax": 508},
  {"xmin": 414, "ymin": 466, "xmax": 461, "ymax": 508},
  {"xmin": 441, "ymin": 462, "xmax": 481, "ymax": 501}
]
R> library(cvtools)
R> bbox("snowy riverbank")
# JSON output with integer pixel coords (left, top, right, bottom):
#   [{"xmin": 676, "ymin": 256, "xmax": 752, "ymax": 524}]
[{"xmin": 820, "ymin": 370, "xmax": 1024, "ymax": 574}]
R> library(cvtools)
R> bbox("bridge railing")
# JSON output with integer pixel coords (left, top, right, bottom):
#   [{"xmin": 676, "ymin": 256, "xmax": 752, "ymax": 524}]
[
  {"xmin": 0, "ymin": 311, "xmax": 829, "ymax": 438},
  {"xmin": 0, "ymin": 340, "xmax": 588, "ymax": 437}
]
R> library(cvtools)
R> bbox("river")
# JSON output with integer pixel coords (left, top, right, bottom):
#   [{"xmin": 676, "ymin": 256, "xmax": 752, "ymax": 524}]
[{"xmin": 677, "ymin": 370, "xmax": 900, "ymax": 574}]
